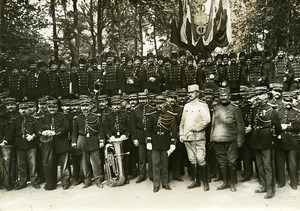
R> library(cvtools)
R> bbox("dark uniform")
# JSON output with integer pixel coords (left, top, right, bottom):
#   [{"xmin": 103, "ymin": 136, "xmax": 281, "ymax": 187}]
[
  {"xmin": 72, "ymin": 100, "xmax": 104, "ymax": 188},
  {"xmin": 276, "ymin": 94, "xmax": 300, "ymax": 190},
  {"xmin": 226, "ymin": 53, "xmax": 241, "ymax": 93},
  {"xmin": 38, "ymin": 100, "xmax": 71, "ymax": 190},
  {"xmin": 146, "ymin": 95, "xmax": 177, "ymax": 192},
  {"xmin": 165, "ymin": 53, "xmax": 184, "ymax": 90},
  {"xmin": 57, "ymin": 68, "xmax": 74, "ymax": 99},
  {"xmin": 250, "ymin": 86, "xmax": 281, "ymax": 199},
  {"xmin": 3, "ymin": 69, "xmax": 25, "ymax": 101},
  {"xmin": 199, "ymin": 56, "xmax": 219, "ymax": 90},
  {"xmin": 122, "ymin": 61, "xmax": 142, "ymax": 94},
  {"xmin": 248, "ymin": 52, "xmax": 267, "ymax": 87},
  {"xmin": 104, "ymin": 96, "xmax": 131, "ymax": 183},
  {"xmin": 142, "ymin": 53, "xmax": 162, "ymax": 94},
  {"xmin": 210, "ymin": 88, "xmax": 245, "ymax": 191},
  {"xmin": 24, "ymin": 68, "xmax": 49, "ymax": 101},
  {"xmin": 6, "ymin": 102, "xmax": 40, "ymax": 189}
]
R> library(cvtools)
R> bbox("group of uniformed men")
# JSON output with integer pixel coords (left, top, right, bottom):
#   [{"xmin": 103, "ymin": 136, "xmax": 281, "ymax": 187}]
[{"xmin": 0, "ymin": 48, "xmax": 300, "ymax": 199}]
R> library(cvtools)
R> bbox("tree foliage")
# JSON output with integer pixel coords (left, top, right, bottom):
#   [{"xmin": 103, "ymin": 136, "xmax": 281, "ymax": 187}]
[{"xmin": 0, "ymin": 0, "xmax": 300, "ymax": 67}]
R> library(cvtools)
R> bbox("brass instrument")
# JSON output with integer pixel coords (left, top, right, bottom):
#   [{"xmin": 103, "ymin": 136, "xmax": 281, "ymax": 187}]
[{"xmin": 104, "ymin": 138, "xmax": 129, "ymax": 187}]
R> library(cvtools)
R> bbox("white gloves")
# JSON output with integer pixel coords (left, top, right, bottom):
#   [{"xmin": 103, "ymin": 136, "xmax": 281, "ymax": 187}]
[
  {"xmin": 179, "ymin": 136, "xmax": 185, "ymax": 143},
  {"xmin": 133, "ymin": 139, "xmax": 139, "ymax": 147},
  {"xmin": 120, "ymin": 135, "xmax": 127, "ymax": 140},
  {"xmin": 167, "ymin": 144, "xmax": 176, "ymax": 156},
  {"xmin": 149, "ymin": 77, "xmax": 156, "ymax": 82},
  {"xmin": 41, "ymin": 130, "xmax": 55, "ymax": 136},
  {"xmin": 99, "ymin": 140, "xmax": 104, "ymax": 148},
  {"xmin": 26, "ymin": 134, "xmax": 35, "ymax": 141},
  {"xmin": 109, "ymin": 136, "xmax": 116, "ymax": 142},
  {"xmin": 281, "ymin": 124, "xmax": 290, "ymax": 130},
  {"xmin": 146, "ymin": 143, "xmax": 152, "ymax": 150},
  {"xmin": 245, "ymin": 126, "xmax": 252, "ymax": 134},
  {"xmin": 72, "ymin": 143, "xmax": 77, "ymax": 148},
  {"xmin": 0, "ymin": 140, "xmax": 8, "ymax": 146}
]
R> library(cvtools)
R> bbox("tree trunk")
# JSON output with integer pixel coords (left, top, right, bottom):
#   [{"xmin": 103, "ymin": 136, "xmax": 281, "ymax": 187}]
[
  {"xmin": 153, "ymin": 21, "xmax": 157, "ymax": 55},
  {"xmin": 0, "ymin": 0, "xmax": 6, "ymax": 64},
  {"xmin": 97, "ymin": 0, "xmax": 103, "ymax": 59},
  {"xmin": 73, "ymin": 0, "xmax": 79, "ymax": 63},
  {"xmin": 139, "ymin": 7, "xmax": 143, "ymax": 56},
  {"xmin": 50, "ymin": 0, "xmax": 59, "ymax": 61},
  {"xmin": 133, "ymin": 4, "xmax": 138, "ymax": 56},
  {"xmin": 90, "ymin": 0, "xmax": 96, "ymax": 58}
]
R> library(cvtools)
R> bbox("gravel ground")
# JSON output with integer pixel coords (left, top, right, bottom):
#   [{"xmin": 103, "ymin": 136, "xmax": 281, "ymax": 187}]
[{"xmin": 0, "ymin": 172, "xmax": 299, "ymax": 211}]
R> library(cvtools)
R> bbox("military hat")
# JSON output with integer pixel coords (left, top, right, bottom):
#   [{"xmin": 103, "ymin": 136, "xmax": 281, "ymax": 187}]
[
  {"xmin": 282, "ymin": 92, "xmax": 293, "ymax": 102},
  {"xmin": 38, "ymin": 97, "xmax": 47, "ymax": 105},
  {"xmin": 166, "ymin": 90, "xmax": 177, "ymax": 98},
  {"xmin": 19, "ymin": 102, "xmax": 29, "ymax": 109},
  {"xmin": 157, "ymin": 54, "xmax": 164, "ymax": 61},
  {"xmin": 163, "ymin": 56, "xmax": 170, "ymax": 63},
  {"xmin": 105, "ymin": 51, "xmax": 115, "ymax": 59},
  {"xmin": 111, "ymin": 95, "xmax": 121, "ymax": 105},
  {"xmin": 98, "ymin": 94, "xmax": 108, "ymax": 101},
  {"xmin": 148, "ymin": 93, "xmax": 157, "ymax": 99},
  {"xmin": 70, "ymin": 99, "xmax": 80, "ymax": 106},
  {"xmin": 229, "ymin": 52, "xmax": 237, "ymax": 59},
  {"xmin": 80, "ymin": 99, "xmax": 91, "ymax": 106},
  {"xmin": 138, "ymin": 92, "xmax": 148, "ymax": 99},
  {"xmin": 79, "ymin": 95, "xmax": 90, "ymax": 100},
  {"xmin": 4, "ymin": 97, "xmax": 16, "ymax": 105},
  {"xmin": 246, "ymin": 87, "xmax": 255, "ymax": 98},
  {"xmin": 122, "ymin": 94, "xmax": 129, "ymax": 101},
  {"xmin": 46, "ymin": 99, "xmax": 58, "ymax": 107},
  {"xmin": 239, "ymin": 52, "xmax": 246, "ymax": 58},
  {"xmin": 269, "ymin": 83, "xmax": 283, "ymax": 92},
  {"xmin": 219, "ymin": 87, "xmax": 230, "ymax": 95},
  {"xmin": 171, "ymin": 52, "xmax": 178, "ymax": 59},
  {"xmin": 240, "ymin": 85, "xmax": 248, "ymax": 93},
  {"xmin": 0, "ymin": 92, "xmax": 9, "ymax": 102},
  {"xmin": 251, "ymin": 51, "xmax": 258, "ymax": 59},
  {"xmin": 90, "ymin": 58, "xmax": 98, "ymax": 64},
  {"xmin": 215, "ymin": 54, "xmax": 223, "ymax": 60},
  {"xmin": 129, "ymin": 93, "xmax": 138, "ymax": 101},
  {"xmin": 188, "ymin": 84, "xmax": 199, "ymax": 92},
  {"xmin": 155, "ymin": 95, "xmax": 166, "ymax": 103},
  {"xmin": 121, "ymin": 52, "xmax": 128, "ymax": 58},
  {"xmin": 178, "ymin": 50, "xmax": 186, "ymax": 57},
  {"xmin": 37, "ymin": 61, "xmax": 48, "ymax": 68},
  {"xmin": 49, "ymin": 59, "xmax": 58, "ymax": 66},
  {"xmin": 187, "ymin": 55, "xmax": 194, "ymax": 62},
  {"xmin": 78, "ymin": 58, "xmax": 86, "ymax": 64},
  {"xmin": 176, "ymin": 88, "xmax": 187, "ymax": 96},
  {"xmin": 255, "ymin": 86, "xmax": 268, "ymax": 95},
  {"xmin": 147, "ymin": 52, "xmax": 155, "ymax": 59},
  {"xmin": 134, "ymin": 55, "xmax": 141, "ymax": 61},
  {"xmin": 204, "ymin": 88, "xmax": 214, "ymax": 95},
  {"xmin": 60, "ymin": 99, "xmax": 70, "ymax": 106}
]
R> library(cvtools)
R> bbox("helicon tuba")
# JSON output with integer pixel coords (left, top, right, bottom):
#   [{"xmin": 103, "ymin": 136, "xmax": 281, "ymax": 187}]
[{"xmin": 104, "ymin": 137, "xmax": 128, "ymax": 187}]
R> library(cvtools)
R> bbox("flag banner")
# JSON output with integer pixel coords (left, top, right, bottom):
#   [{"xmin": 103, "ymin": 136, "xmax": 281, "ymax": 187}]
[{"xmin": 171, "ymin": 0, "xmax": 232, "ymax": 55}]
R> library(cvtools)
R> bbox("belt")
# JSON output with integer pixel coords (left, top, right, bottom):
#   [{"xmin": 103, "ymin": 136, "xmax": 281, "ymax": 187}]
[
  {"xmin": 254, "ymin": 126, "xmax": 270, "ymax": 130},
  {"xmin": 154, "ymin": 131, "xmax": 170, "ymax": 135},
  {"xmin": 78, "ymin": 133, "xmax": 97, "ymax": 137}
]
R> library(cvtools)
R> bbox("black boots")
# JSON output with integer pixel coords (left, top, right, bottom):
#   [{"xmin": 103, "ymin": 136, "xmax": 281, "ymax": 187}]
[
  {"xmin": 199, "ymin": 165, "xmax": 210, "ymax": 191},
  {"xmin": 229, "ymin": 167, "xmax": 237, "ymax": 192},
  {"xmin": 217, "ymin": 166, "xmax": 229, "ymax": 190},
  {"xmin": 187, "ymin": 164, "xmax": 200, "ymax": 189},
  {"xmin": 187, "ymin": 164, "xmax": 210, "ymax": 191}
]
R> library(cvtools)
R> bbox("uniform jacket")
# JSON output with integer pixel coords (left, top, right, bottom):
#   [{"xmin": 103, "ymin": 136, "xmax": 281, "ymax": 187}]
[
  {"xmin": 72, "ymin": 69, "xmax": 90, "ymax": 96},
  {"xmin": 104, "ymin": 110, "xmax": 130, "ymax": 139},
  {"xmin": 277, "ymin": 107, "xmax": 300, "ymax": 150},
  {"xmin": 38, "ymin": 113, "xmax": 70, "ymax": 153},
  {"xmin": 179, "ymin": 99, "xmax": 211, "ymax": 141},
  {"xmin": 131, "ymin": 105, "xmax": 147, "ymax": 144},
  {"xmin": 141, "ymin": 64, "xmax": 163, "ymax": 94},
  {"xmin": 210, "ymin": 102, "xmax": 245, "ymax": 145},
  {"xmin": 146, "ymin": 110, "xmax": 177, "ymax": 150},
  {"xmin": 250, "ymin": 102, "xmax": 281, "ymax": 149},
  {"xmin": 7, "ymin": 115, "xmax": 38, "ymax": 149},
  {"xmin": 57, "ymin": 70, "xmax": 74, "ymax": 99},
  {"xmin": 103, "ymin": 64, "xmax": 124, "ymax": 93},
  {"xmin": 24, "ymin": 70, "xmax": 49, "ymax": 100}
]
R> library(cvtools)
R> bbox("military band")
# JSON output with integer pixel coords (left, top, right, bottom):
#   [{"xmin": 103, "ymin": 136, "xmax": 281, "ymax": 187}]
[{"xmin": 1, "ymin": 49, "xmax": 300, "ymax": 200}]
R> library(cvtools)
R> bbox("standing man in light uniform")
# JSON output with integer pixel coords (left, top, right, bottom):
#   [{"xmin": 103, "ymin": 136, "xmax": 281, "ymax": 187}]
[{"xmin": 179, "ymin": 84, "xmax": 211, "ymax": 191}]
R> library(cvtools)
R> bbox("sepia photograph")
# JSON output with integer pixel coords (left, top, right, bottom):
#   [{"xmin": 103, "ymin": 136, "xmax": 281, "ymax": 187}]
[{"xmin": 0, "ymin": 0, "xmax": 300, "ymax": 210}]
